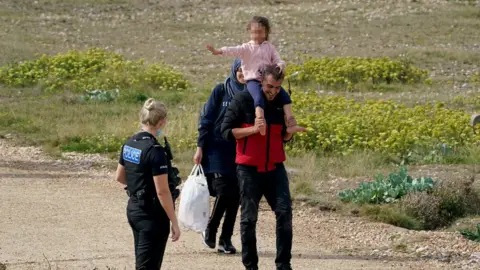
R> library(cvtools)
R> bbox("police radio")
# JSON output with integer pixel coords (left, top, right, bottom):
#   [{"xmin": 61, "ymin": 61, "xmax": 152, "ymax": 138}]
[{"xmin": 163, "ymin": 137, "xmax": 182, "ymax": 202}]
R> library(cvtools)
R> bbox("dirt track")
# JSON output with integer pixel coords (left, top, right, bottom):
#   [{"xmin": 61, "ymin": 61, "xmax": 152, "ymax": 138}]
[{"xmin": 0, "ymin": 139, "xmax": 475, "ymax": 270}]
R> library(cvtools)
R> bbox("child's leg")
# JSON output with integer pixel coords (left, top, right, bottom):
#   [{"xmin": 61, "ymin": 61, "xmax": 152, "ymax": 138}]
[
  {"xmin": 247, "ymin": 80, "xmax": 265, "ymax": 114},
  {"xmin": 246, "ymin": 80, "xmax": 266, "ymax": 135}
]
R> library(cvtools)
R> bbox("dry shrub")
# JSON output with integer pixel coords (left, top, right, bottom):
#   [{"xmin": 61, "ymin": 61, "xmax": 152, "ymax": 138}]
[{"xmin": 400, "ymin": 191, "xmax": 443, "ymax": 230}]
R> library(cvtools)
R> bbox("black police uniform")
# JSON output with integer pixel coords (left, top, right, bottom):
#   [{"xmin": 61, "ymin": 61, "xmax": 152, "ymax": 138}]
[{"xmin": 119, "ymin": 131, "xmax": 172, "ymax": 270}]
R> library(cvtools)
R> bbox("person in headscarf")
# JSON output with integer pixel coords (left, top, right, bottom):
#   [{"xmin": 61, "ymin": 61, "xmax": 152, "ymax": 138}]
[{"xmin": 193, "ymin": 58, "xmax": 245, "ymax": 254}]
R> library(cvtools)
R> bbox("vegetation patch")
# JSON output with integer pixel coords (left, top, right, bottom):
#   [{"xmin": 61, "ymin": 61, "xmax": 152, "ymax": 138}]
[
  {"xmin": 286, "ymin": 56, "xmax": 431, "ymax": 91},
  {"xmin": 339, "ymin": 167, "xmax": 435, "ymax": 204},
  {"xmin": 472, "ymin": 72, "xmax": 480, "ymax": 83},
  {"xmin": 340, "ymin": 168, "xmax": 480, "ymax": 230},
  {"xmin": 288, "ymin": 92, "xmax": 480, "ymax": 159},
  {"xmin": 453, "ymin": 96, "xmax": 480, "ymax": 110},
  {"xmin": 459, "ymin": 224, "xmax": 480, "ymax": 242},
  {"xmin": 0, "ymin": 48, "xmax": 189, "ymax": 93},
  {"xmin": 60, "ymin": 134, "xmax": 125, "ymax": 154}
]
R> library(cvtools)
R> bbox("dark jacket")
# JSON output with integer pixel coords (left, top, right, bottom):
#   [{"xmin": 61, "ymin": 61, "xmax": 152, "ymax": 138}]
[
  {"xmin": 221, "ymin": 90, "xmax": 292, "ymax": 172},
  {"xmin": 197, "ymin": 82, "xmax": 238, "ymax": 175}
]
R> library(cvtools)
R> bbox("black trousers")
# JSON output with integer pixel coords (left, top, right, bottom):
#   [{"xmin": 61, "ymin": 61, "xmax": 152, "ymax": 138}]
[
  {"xmin": 127, "ymin": 197, "xmax": 170, "ymax": 270},
  {"xmin": 205, "ymin": 173, "xmax": 240, "ymax": 240},
  {"xmin": 237, "ymin": 163, "xmax": 293, "ymax": 270}
]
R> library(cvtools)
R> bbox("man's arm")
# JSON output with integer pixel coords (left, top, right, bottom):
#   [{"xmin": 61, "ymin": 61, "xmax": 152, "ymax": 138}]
[
  {"xmin": 222, "ymin": 93, "xmax": 265, "ymax": 140},
  {"xmin": 283, "ymin": 117, "xmax": 296, "ymax": 142},
  {"xmin": 232, "ymin": 124, "xmax": 260, "ymax": 140},
  {"xmin": 221, "ymin": 94, "xmax": 250, "ymax": 140}
]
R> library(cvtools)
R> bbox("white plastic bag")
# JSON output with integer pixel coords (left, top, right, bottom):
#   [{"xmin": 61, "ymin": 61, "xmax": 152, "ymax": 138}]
[{"xmin": 178, "ymin": 164, "xmax": 210, "ymax": 232}]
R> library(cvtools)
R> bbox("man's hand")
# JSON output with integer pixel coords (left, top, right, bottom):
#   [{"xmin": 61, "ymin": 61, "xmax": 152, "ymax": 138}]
[
  {"xmin": 285, "ymin": 116, "xmax": 307, "ymax": 134},
  {"xmin": 286, "ymin": 116, "xmax": 297, "ymax": 127},
  {"xmin": 254, "ymin": 117, "xmax": 266, "ymax": 134},
  {"xmin": 231, "ymin": 118, "xmax": 265, "ymax": 140},
  {"xmin": 206, "ymin": 44, "xmax": 222, "ymax": 55},
  {"xmin": 193, "ymin": 147, "xmax": 203, "ymax": 164}
]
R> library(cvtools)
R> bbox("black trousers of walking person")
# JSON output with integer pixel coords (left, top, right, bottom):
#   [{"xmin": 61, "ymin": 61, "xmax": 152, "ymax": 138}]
[
  {"xmin": 205, "ymin": 173, "xmax": 240, "ymax": 241},
  {"xmin": 127, "ymin": 197, "xmax": 170, "ymax": 270},
  {"xmin": 237, "ymin": 163, "xmax": 293, "ymax": 270}
]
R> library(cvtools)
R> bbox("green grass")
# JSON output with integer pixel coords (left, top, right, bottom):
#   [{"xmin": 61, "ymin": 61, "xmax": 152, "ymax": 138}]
[
  {"xmin": 357, "ymin": 204, "xmax": 423, "ymax": 230},
  {"xmin": 0, "ymin": 85, "xmax": 206, "ymax": 152}
]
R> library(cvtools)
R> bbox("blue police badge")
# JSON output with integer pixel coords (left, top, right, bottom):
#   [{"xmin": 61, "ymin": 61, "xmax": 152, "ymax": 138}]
[{"xmin": 123, "ymin": 145, "xmax": 142, "ymax": 164}]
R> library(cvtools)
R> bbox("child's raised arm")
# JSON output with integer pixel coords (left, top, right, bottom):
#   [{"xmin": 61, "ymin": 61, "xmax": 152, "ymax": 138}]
[
  {"xmin": 206, "ymin": 45, "xmax": 222, "ymax": 55},
  {"xmin": 206, "ymin": 44, "xmax": 248, "ymax": 58}
]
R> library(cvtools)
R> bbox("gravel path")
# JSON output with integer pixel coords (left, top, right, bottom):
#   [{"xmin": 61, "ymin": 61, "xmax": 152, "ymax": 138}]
[{"xmin": 0, "ymin": 139, "xmax": 479, "ymax": 269}]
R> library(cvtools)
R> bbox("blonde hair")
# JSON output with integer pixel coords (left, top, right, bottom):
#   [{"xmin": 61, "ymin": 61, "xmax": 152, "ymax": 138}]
[{"xmin": 140, "ymin": 98, "xmax": 167, "ymax": 126}]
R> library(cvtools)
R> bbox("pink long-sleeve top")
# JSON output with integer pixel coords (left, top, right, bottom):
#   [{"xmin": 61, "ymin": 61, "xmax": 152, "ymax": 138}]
[{"xmin": 220, "ymin": 40, "xmax": 286, "ymax": 81}]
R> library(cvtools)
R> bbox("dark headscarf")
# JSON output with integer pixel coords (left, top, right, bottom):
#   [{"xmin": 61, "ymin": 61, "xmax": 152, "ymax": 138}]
[{"xmin": 225, "ymin": 58, "xmax": 245, "ymax": 98}]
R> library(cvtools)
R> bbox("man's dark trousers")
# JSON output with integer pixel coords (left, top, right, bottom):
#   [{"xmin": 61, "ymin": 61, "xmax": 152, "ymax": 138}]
[{"xmin": 237, "ymin": 163, "xmax": 293, "ymax": 270}]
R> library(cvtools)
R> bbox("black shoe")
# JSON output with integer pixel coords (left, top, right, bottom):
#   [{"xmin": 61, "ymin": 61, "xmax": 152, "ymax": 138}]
[
  {"xmin": 218, "ymin": 238, "xmax": 236, "ymax": 254},
  {"xmin": 202, "ymin": 229, "xmax": 216, "ymax": 249},
  {"xmin": 277, "ymin": 265, "xmax": 292, "ymax": 270}
]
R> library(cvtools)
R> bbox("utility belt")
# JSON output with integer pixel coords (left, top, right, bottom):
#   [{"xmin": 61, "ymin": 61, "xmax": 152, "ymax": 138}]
[
  {"xmin": 126, "ymin": 188, "xmax": 155, "ymax": 198},
  {"xmin": 126, "ymin": 188, "xmax": 157, "ymax": 208},
  {"xmin": 126, "ymin": 187, "xmax": 179, "ymax": 206}
]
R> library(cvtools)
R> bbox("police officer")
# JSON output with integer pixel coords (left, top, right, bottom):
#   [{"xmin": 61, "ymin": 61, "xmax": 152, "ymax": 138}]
[{"xmin": 115, "ymin": 98, "xmax": 181, "ymax": 269}]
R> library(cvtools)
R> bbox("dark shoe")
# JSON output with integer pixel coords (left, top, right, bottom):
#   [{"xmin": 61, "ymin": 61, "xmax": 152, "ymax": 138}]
[
  {"xmin": 202, "ymin": 229, "xmax": 216, "ymax": 249},
  {"xmin": 218, "ymin": 238, "xmax": 236, "ymax": 254},
  {"xmin": 277, "ymin": 265, "xmax": 293, "ymax": 270}
]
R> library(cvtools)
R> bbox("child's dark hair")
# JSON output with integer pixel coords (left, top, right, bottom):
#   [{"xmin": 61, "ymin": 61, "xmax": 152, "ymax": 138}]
[{"xmin": 247, "ymin": 16, "xmax": 271, "ymax": 40}]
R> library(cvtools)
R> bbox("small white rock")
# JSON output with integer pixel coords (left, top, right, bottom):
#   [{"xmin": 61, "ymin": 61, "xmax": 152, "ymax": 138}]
[{"xmin": 416, "ymin": 247, "xmax": 429, "ymax": 253}]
